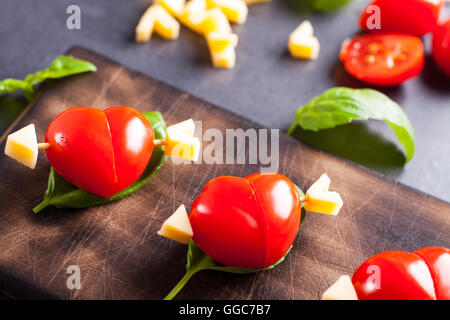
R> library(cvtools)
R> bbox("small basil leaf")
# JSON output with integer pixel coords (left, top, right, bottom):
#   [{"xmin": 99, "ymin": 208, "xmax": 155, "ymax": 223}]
[
  {"xmin": 33, "ymin": 112, "xmax": 167, "ymax": 213},
  {"xmin": 295, "ymin": 185, "xmax": 307, "ymax": 224},
  {"xmin": 287, "ymin": 87, "xmax": 415, "ymax": 162},
  {"xmin": 310, "ymin": 0, "xmax": 351, "ymax": 12},
  {"xmin": 0, "ymin": 56, "xmax": 96, "ymax": 102},
  {"xmin": 0, "ymin": 79, "xmax": 34, "ymax": 101},
  {"xmin": 165, "ymin": 184, "xmax": 305, "ymax": 300},
  {"xmin": 288, "ymin": 0, "xmax": 351, "ymax": 13}
]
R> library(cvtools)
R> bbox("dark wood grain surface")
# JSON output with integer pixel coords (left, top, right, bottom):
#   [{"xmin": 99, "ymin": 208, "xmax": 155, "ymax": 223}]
[{"xmin": 0, "ymin": 47, "xmax": 448, "ymax": 300}]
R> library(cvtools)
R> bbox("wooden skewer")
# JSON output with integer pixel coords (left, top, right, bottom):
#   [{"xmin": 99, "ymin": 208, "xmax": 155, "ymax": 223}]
[
  {"xmin": 37, "ymin": 140, "xmax": 167, "ymax": 150},
  {"xmin": 37, "ymin": 143, "xmax": 50, "ymax": 150},
  {"xmin": 153, "ymin": 139, "xmax": 167, "ymax": 146}
]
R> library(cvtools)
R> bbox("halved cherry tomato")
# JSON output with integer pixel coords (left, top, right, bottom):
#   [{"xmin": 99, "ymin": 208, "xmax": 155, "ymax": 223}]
[
  {"xmin": 352, "ymin": 247, "xmax": 450, "ymax": 300},
  {"xmin": 360, "ymin": 0, "xmax": 444, "ymax": 36},
  {"xmin": 432, "ymin": 20, "xmax": 450, "ymax": 77},
  {"xmin": 189, "ymin": 173, "xmax": 302, "ymax": 269},
  {"xmin": 340, "ymin": 33, "xmax": 425, "ymax": 86},
  {"xmin": 45, "ymin": 106, "xmax": 154, "ymax": 197}
]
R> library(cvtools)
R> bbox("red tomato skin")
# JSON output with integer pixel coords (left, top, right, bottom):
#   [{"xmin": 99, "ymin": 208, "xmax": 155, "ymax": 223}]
[
  {"xmin": 414, "ymin": 247, "xmax": 450, "ymax": 300},
  {"xmin": 360, "ymin": 0, "xmax": 444, "ymax": 36},
  {"xmin": 189, "ymin": 176, "xmax": 267, "ymax": 268},
  {"xmin": 246, "ymin": 173, "xmax": 301, "ymax": 267},
  {"xmin": 189, "ymin": 173, "xmax": 301, "ymax": 269},
  {"xmin": 45, "ymin": 107, "xmax": 154, "ymax": 198},
  {"xmin": 340, "ymin": 33, "xmax": 424, "ymax": 86},
  {"xmin": 432, "ymin": 20, "xmax": 450, "ymax": 77},
  {"xmin": 45, "ymin": 107, "xmax": 118, "ymax": 197},
  {"xmin": 104, "ymin": 107, "xmax": 154, "ymax": 194},
  {"xmin": 352, "ymin": 251, "xmax": 437, "ymax": 300}
]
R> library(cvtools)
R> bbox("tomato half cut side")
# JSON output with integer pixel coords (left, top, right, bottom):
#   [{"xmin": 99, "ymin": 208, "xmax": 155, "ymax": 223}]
[{"xmin": 340, "ymin": 33, "xmax": 424, "ymax": 86}]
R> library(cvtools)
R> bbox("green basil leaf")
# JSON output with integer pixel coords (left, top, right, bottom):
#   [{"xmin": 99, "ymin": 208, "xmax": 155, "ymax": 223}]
[
  {"xmin": 288, "ymin": 0, "xmax": 351, "ymax": 13},
  {"xmin": 164, "ymin": 185, "xmax": 306, "ymax": 300},
  {"xmin": 164, "ymin": 241, "xmax": 293, "ymax": 300},
  {"xmin": 0, "ymin": 79, "xmax": 34, "ymax": 101},
  {"xmin": 0, "ymin": 56, "xmax": 96, "ymax": 101},
  {"xmin": 287, "ymin": 87, "xmax": 415, "ymax": 162},
  {"xmin": 25, "ymin": 55, "xmax": 97, "ymax": 86},
  {"xmin": 33, "ymin": 112, "xmax": 167, "ymax": 213},
  {"xmin": 310, "ymin": 0, "xmax": 351, "ymax": 12}
]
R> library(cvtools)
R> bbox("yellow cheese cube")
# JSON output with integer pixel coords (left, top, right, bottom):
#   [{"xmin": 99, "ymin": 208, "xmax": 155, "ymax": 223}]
[
  {"xmin": 290, "ymin": 20, "xmax": 314, "ymax": 39},
  {"xmin": 153, "ymin": 5, "xmax": 181, "ymax": 39},
  {"xmin": 210, "ymin": 44, "xmax": 236, "ymax": 68},
  {"xmin": 201, "ymin": 8, "xmax": 231, "ymax": 35},
  {"xmin": 322, "ymin": 276, "xmax": 358, "ymax": 300},
  {"xmin": 4, "ymin": 124, "xmax": 39, "ymax": 169},
  {"xmin": 164, "ymin": 120, "xmax": 200, "ymax": 161},
  {"xmin": 244, "ymin": 0, "xmax": 270, "ymax": 4},
  {"xmin": 135, "ymin": 4, "xmax": 180, "ymax": 41},
  {"xmin": 288, "ymin": 21, "xmax": 319, "ymax": 60},
  {"xmin": 304, "ymin": 173, "xmax": 343, "ymax": 216},
  {"xmin": 206, "ymin": 0, "xmax": 248, "ymax": 24},
  {"xmin": 156, "ymin": 0, "xmax": 186, "ymax": 17},
  {"xmin": 289, "ymin": 36, "xmax": 320, "ymax": 60},
  {"xmin": 167, "ymin": 119, "xmax": 196, "ymax": 136},
  {"xmin": 157, "ymin": 205, "xmax": 193, "ymax": 244},
  {"xmin": 179, "ymin": 0, "xmax": 208, "ymax": 34},
  {"xmin": 207, "ymin": 31, "xmax": 238, "ymax": 52},
  {"xmin": 135, "ymin": 7, "xmax": 156, "ymax": 42}
]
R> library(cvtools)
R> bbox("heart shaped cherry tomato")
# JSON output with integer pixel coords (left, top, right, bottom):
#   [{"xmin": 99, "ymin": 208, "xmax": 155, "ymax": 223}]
[
  {"xmin": 189, "ymin": 173, "xmax": 302, "ymax": 269},
  {"xmin": 352, "ymin": 247, "xmax": 450, "ymax": 300},
  {"xmin": 45, "ymin": 106, "xmax": 154, "ymax": 197}
]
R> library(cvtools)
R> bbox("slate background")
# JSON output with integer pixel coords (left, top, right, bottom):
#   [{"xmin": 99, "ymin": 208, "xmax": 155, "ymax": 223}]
[{"xmin": 0, "ymin": 2, "xmax": 448, "ymax": 205}]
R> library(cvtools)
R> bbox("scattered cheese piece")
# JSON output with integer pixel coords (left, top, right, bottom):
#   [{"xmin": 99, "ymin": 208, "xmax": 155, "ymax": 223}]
[
  {"xmin": 289, "ymin": 36, "xmax": 320, "ymax": 59},
  {"xmin": 156, "ymin": 0, "xmax": 186, "ymax": 17},
  {"xmin": 166, "ymin": 119, "xmax": 196, "ymax": 136},
  {"xmin": 244, "ymin": 0, "xmax": 270, "ymax": 4},
  {"xmin": 206, "ymin": 0, "xmax": 248, "ymax": 24},
  {"xmin": 157, "ymin": 205, "xmax": 193, "ymax": 244},
  {"xmin": 153, "ymin": 5, "xmax": 181, "ymax": 39},
  {"xmin": 207, "ymin": 31, "xmax": 238, "ymax": 52},
  {"xmin": 210, "ymin": 44, "xmax": 236, "ymax": 68},
  {"xmin": 4, "ymin": 124, "xmax": 39, "ymax": 169},
  {"xmin": 201, "ymin": 8, "xmax": 231, "ymax": 35},
  {"xmin": 179, "ymin": 0, "xmax": 208, "ymax": 34},
  {"xmin": 135, "ymin": 6, "xmax": 156, "ymax": 42},
  {"xmin": 165, "ymin": 120, "xmax": 201, "ymax": 161},
  {"xmin": 322, "ymin": 275, "xmax": 358, "ymax": 300},
  {"xmin": 290, "ymin": 20, "xmax": 314, "ymax": 39},
  {"xmin": 135, "ymin": 4, "xmax": 180, "ymax": 42},
  {"xmin": 304, "ymin": 173, "xmax": 343, "ymax": 216},
  {"xmin": 288, "ymin": 20, "xmax": 320, "ymax": 60}
]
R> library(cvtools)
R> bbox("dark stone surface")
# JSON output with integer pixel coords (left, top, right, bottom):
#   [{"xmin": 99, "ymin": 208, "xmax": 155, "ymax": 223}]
[{"xmin": 0, "ymin": 0, "xmax": 449, "ymax": 205}]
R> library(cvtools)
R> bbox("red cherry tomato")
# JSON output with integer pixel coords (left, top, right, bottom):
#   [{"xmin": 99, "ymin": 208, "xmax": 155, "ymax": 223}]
[
  {"xmin": 360, "ymin": 0, "xmax": 444, "ymax": 36},
  {"xmin": 340, "ymin": 33, "xmax": 424, "ymax": 86},
  {"xmin": 414, "ymin": 247, "xmax": 450, "ymax": 300},
  {"xmin": 432, "ymin": 20, "xmax": 450, "ymax": 77},
  {"xmin": 45, "ymin": 106, "xmax": 154, "ymax": 197},
  {"xmin": 189, "ymin": 173, "xmax": 301, "ymax": 269},
  {"xmin": 352, "ymin": 247, "xmax": 450, "ymax": 300}
]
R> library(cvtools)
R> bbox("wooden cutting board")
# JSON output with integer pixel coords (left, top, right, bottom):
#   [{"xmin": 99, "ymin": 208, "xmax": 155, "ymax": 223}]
[{"xmin": 0, "ymin": 47, "xmax": 448, "ymax": 300}]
